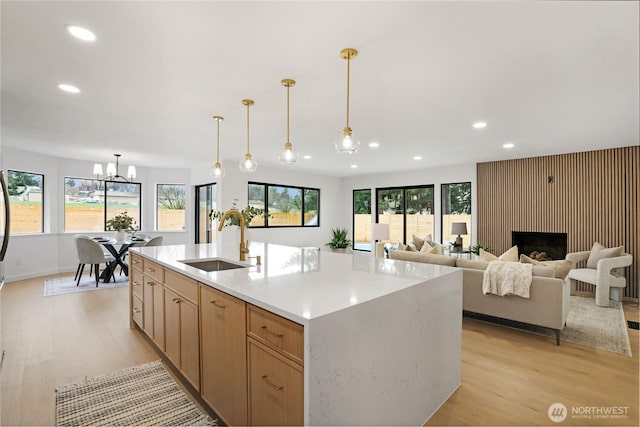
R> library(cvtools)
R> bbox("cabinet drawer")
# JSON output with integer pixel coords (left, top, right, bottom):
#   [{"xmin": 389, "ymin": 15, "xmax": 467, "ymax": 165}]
[
  {"xmin": 129, "ymin": 252, "xmax": 143, "ymax": 271},
  {"xmin": 247, "ymin": 304, "xmax": 303, "ymax": 365},
  {"xmin": 130, "ymin": 268, "xmax": 144, "ymax": 299},
  {"xmin": 248, "ymin": 338, "xmax": 303, "ymax": 426},
  {"xmin": 165, "ymin": 269, "xmax": 198, "ymax": 304},
  {"xmin": 143, "ymin": 258, "xmax": 164, "ymax": 283},
  {"xmin": 132, "ymin": 294, "xmax": 143, "ymax": 328}
]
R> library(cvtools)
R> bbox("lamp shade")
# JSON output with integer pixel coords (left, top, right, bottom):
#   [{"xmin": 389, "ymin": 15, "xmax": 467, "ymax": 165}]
[
  {"xmin": 373, "ymin": 223, "xmax": 390, "ymax": 241},
  {"xmin": 127, "ymin": 165, "xmax": 137, "ymax": 179},
  {"xmin": 92, "ymin": 163, "xmax": 103, "ymax": 175},
  {"xmin": 106, "ymin": 162, "xmax": 116, "ymax": 177},
  {"xmin": 451, "ymin": 222, "xmax": 468, "ymax": 235}
]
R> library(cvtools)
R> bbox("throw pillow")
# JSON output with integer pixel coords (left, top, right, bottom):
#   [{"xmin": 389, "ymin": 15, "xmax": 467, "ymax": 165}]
[
  {"xmin": 406, "ymin": 244, "xmax": 417, "ymax": 252},
  {"xmin": 411, "ymin": 234, "xmax": 432, "ymax": 251},
  {"xmin": 419, "ymin": 241, "xmax": 439, "ymax": 255},
  {"xmin": 397, "ymin": 242, "xmax": 407, "ymax": 251},
  {"xmin": 520, "ymin": 254, "xmax": 573, "ymax": 280},
  {"xmin": 426, "ymin": 239, "xmax": 444, "ymax": 255},
  {"xmin": 586, "ymin": 242, "xmax": 624, "ymax": 269},
  {"xmin": 479, "ymin": 245, "xmax": 519, "ymax": 262}
]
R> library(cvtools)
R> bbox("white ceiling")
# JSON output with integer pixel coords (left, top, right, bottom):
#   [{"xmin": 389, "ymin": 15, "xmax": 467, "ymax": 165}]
[{"xmin": 2, "ymin": 1, "xmax": 638, "ymax": 177}]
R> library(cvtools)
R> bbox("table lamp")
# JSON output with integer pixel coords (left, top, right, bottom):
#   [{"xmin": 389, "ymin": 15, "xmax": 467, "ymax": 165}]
[
  {"xmin": 372, "ymin": 223, "xmax": 390, "ymax": 257},
  {"xmin": 451, "ymin": 222, "xmax": 468, "ymax": 249}
]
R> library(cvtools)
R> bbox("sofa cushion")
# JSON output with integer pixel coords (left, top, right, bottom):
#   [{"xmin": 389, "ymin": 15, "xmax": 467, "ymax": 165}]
[
  {"xmin": 405, "ymin": 244, "xmax": 417, "ymax": 252},
  {"xmin": 456, "ymin": 258, "xmax": 490, "ymax": 270},
  {"xmin": 520, "ymin": 254, "xmax": 573, "ymax": 280},
  {"xmin": 586, "ymin": 242, "xmax": 624, "ymax": 269},
  {"xmin": 389, "ymin": 250, "xmax": 457, "ymax": 267},
  {"xmin": 479, "ymin": 245, "xmax": 519, "ymax": 262}
]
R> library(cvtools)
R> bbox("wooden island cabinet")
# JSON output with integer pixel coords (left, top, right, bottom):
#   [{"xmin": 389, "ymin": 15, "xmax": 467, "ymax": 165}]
[{"xmin": 129, "ymin": 243, "xmax": 462, "ymax": 426}]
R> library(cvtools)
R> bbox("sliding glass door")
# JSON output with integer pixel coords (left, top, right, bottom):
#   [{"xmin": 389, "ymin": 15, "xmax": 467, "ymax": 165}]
[
  {"xmin": 195, "ymin": 183, "xmax": 216, "ymax": 243},
  {"xmin": 376, "ymin": 186, "xmax": 434, "ymax": 244},
  {"xmin": 353, "ymin": 189, "xmax": 371, "ymax": 251}
]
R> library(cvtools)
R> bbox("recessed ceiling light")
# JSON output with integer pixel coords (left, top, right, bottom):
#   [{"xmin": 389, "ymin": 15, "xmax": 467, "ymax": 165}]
[
  {"xmin": 58, "ymin": 84, "xmax": 81, "ymax": 93},
  {"xmin": 368, "ymin": 142, "xmax": 380, "ymax": 148},
  {"xmin": 503, "ymin": 143, "xmax": 515, "ymax": 149},
  {"xmin": 65, "ymin": 25, "xmax": 96, "ymax": 42},
  {"xmin": 303, "ymin": 155, "xmax": 312, "ymax": 160},
  {"xmin": 413, "ymin": 155, "xmax": 422, "ymax": 161},
  {"xmin": 472, "ymin": 121, "xmax": 487, "ymax": 129},
  {"xmin": 350, "ymin": 164, "xmax": 358, "ymax": 169}
]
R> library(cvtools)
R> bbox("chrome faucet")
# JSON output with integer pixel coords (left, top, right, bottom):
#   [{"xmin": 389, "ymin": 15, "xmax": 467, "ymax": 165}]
[{"xmin": 217, "ymin": 209, "xmax": 250, "ymax": 261}]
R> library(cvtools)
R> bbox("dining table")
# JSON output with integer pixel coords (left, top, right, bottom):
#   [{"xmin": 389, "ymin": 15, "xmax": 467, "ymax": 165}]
[{"xmin": 92, "ymin": 236, "xmax": 149, "ymax": 282}]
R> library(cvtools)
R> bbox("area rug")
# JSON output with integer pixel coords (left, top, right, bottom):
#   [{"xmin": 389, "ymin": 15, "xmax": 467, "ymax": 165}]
[
  {"xmin": 466, "ymin": 296, "xmax": 632, "ymax": 356},
  {"xmin": 55, "ymin": 360, "xmax": 217, "ymax": 426},
  {"xmin": 44, "ymin": 274, "xmax": 129, "ymax": 296}
]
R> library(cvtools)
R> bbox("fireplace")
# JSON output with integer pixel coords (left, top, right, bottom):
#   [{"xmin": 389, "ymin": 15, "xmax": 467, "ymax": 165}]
[{"xmin": 512, "ymin": 231, "xmax": 568, "ymax": 261}]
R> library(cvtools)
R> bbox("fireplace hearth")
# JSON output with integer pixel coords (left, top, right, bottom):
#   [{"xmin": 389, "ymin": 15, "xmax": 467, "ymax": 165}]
[{"xmin": 512, "ymin": 231, "xmax": 568, "ymax": 261}]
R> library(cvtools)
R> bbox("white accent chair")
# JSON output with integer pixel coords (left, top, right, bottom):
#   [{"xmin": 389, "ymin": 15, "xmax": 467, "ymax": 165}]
[
  {"xmin": 75, "ymin": 236, "xmax": 116, "ymax": 287},
  {"xmin": 566, "ymin": 250, "xmax": 633, "ymax": 307}
]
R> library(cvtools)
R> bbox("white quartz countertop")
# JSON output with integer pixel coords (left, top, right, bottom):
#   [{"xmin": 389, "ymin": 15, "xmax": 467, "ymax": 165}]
[{"xmin": 132, "ymin": 242, "xmax": 459, "ymax": 325}]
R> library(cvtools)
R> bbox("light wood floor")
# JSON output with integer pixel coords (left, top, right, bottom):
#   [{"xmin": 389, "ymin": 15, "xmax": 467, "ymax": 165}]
[{"xmin": 1, "ymin": 274, "xmax": 638, "ymax": 426}]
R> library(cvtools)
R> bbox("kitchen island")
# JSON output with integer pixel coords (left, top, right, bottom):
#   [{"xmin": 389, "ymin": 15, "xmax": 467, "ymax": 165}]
[{"xmin": 129, "ymin": 242, "xmax": 462, "ymax": 426}]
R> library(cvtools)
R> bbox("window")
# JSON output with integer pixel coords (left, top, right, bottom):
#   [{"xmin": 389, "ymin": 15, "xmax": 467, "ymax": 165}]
[
  {"xmin": 157, "ymin": 184, "xmax": 186, "ymax": 231},
  {"xmin": 8, "ymin": 170, "xmax": 44, "ymax": 234},
  {"xmin": 106, "ymin": 181, "xmax": 141, "ymax": 230},
  {"xmin": 353, "ymin": 189, "xmax": 371, "ymax": 251},
  {"xmin": 376, "ymin": 185, "xmax": 434, "ymax": 244},
  {"xmin": 195, "ymin": 183, "xmax": 216, "ymax": 243},
  {"xmin": 247, "ymin": 182, "xmax": 319, "ymax": 228},
  {"xmin": 64, "ymin": 177, "xmax": 104, "ymax": 232},
  {"xmin": 441, "ymin": 182, "xmax": 471, "ymax": 248},
  {"xmin": 64, "ymin": 177, "xmax": 141, "ymax": 232}
]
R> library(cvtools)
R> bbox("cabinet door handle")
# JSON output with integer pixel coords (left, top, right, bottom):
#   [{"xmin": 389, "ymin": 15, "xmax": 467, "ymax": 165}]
[
  {"xmin": 146, "ymin": 267, "xmax": 156, "ymax": 272},
  {"xmin": 132, "ymin": 259, "xmax": 140, "ymax": 264},
  {"xmin": 132, "ymin": 308, "xmax": 141, "ymax": 314},
  {"xmin": 148, "ymin": 281, "xmax": 155, "ymax": 286},
  {"xmin": 132, "ymin": 281, "xmax": 140, "ymax": 286},
  {"xmin": 173, "ymin": 298, "xmax": 181, "ymax": 304},
  {"xmin": 261, "ymin": 375, "xmax": 283, "ymax": 391},
  {"xmin": 210, "ymin": 300, "xmax": 226, "ymax": 309},
  {"xmin": 261, "ymin": 325, "xmax": 284, "ymax": 338}
]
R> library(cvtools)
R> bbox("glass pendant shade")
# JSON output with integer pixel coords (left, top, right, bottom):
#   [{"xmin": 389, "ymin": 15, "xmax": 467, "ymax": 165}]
[
  {"xmin": 239, "ymin": 154, "xmax": 257, "ymax": 172},
  {"xmin": 211, "ymin": 162, "xmax": 225, "ymax": 178},
  {"xmin": 335, "ymin": 127, "xmax": 360, "ymax": 154},
  {"xmin": 279, "ymin": 142, "xmax": 299, "ymax": 165}
]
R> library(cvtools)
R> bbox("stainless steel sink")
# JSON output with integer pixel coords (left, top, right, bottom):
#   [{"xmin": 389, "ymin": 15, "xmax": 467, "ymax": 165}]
[{"xmin": 180, "ymin": 258, "xmax": 248, "ymax": 272}]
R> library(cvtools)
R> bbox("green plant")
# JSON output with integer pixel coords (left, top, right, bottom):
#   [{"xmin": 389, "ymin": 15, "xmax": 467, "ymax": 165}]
[
  {"xmin": 106, "ymin": 211, "xmax": 136, "ymax": 231},
  {"xmin": 470, "ymin": 243, "xmax": 490, "ymax": 255},
  {"xmin": 326, "ymin": 228, "xmax": 352, "ymax": 249},
  {"xmin": 209, "ymin": 199, "xmax": 270, "ymax": 227}
]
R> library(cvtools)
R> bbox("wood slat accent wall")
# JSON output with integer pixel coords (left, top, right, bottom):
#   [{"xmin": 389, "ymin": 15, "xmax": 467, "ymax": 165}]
[{"xmin": 477, "ymin": 146, "xmax": 639, "ymax": 299}]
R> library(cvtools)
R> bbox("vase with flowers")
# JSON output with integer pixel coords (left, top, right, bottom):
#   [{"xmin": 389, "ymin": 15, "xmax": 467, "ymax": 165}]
[{"xmin": 106, "ymin": 211, "xmax": 136, "ymax": 242}]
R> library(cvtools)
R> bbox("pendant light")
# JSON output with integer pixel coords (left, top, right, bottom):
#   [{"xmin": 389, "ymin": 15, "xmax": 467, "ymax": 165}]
[
  {"xmin": 335, "ymin": 48, "xmax": 360, "ymax": 154},
  {"xmin": 210, "ymin": 115, "xmax": 225, "ymax": 179},
  {"xmin": 239, "ymin": 99, "xmax": 258, "ymax": 172},
  {"xmin": 93, "ymin": 153, "xmax": 136, "ymax": 182},
  {"xmin": 279, "ymin": 78, "xmax": 299, "ymax": 165}
]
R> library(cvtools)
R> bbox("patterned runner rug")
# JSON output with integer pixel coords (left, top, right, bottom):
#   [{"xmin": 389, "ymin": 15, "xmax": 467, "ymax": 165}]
[
  {"xmin": 44, "ymin": 273, "xmax": 129, "ymax": 296},
  {"xmin": 55, "ymin": 361, "xmax": 216, "ymax": 426}
]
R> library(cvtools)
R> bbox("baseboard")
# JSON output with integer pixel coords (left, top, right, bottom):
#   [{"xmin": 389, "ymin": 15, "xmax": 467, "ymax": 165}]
[{"xmin": 5, "ymin": 267, "xmax": 77, "ymax": 283}]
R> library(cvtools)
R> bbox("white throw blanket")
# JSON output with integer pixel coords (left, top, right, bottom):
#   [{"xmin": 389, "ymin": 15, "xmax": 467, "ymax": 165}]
[{"xmin": 482, "ymin": 261, "xmax": 533, "ymax": 298}]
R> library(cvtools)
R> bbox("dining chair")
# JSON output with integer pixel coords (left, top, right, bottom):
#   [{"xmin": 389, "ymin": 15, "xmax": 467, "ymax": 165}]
[
  {"xmin": 145, "ymin": 236, "xmax": 163, "ymax": 247},
  {"xmin": 74, "ymin": 236, "xmax": 116, "ymax": 287}
]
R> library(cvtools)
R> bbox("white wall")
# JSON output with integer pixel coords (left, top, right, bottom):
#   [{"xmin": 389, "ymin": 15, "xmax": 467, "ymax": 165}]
[{"xmin": 341, "ymin": 163, "xmax": 478, "ymax": 245}]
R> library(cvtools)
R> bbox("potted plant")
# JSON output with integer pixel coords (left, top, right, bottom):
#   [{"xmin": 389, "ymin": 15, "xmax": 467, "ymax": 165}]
[
  {"xmin": 209, "ymin": 198, "xmax": 270, "ymax": 227},
  {"xmin": 326, "ymin": 228, "xmax": 352, "ymax": 253},
  {"xmin": 106, "ymin": 211, "xmax": 136, "ymax": 242},
  {"xmin": 470, "ymin": 243, "xmax": 490, "ymax": 255}
]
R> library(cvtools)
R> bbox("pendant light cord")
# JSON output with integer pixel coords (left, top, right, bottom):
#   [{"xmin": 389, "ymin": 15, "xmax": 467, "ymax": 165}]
[
  {"xmin": 286, "ymin": 84, "xmax": 291, "ymax": 143},
  {"xmin": 246, "ymin": 103, "xmax": 251, "ymax": 155},
  {"xmin": 346, "ymin": 53, "xmax": 351, "ymax": 128},
  {"xmin": 216, "ymin": 119, "xmax": 220, "ymax": 162}
]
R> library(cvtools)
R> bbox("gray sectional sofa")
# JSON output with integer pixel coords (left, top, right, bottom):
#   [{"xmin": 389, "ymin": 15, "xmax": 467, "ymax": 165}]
[{"xmin": 387, "ymin": 250, "xmax": 571, "ymax": 344}]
